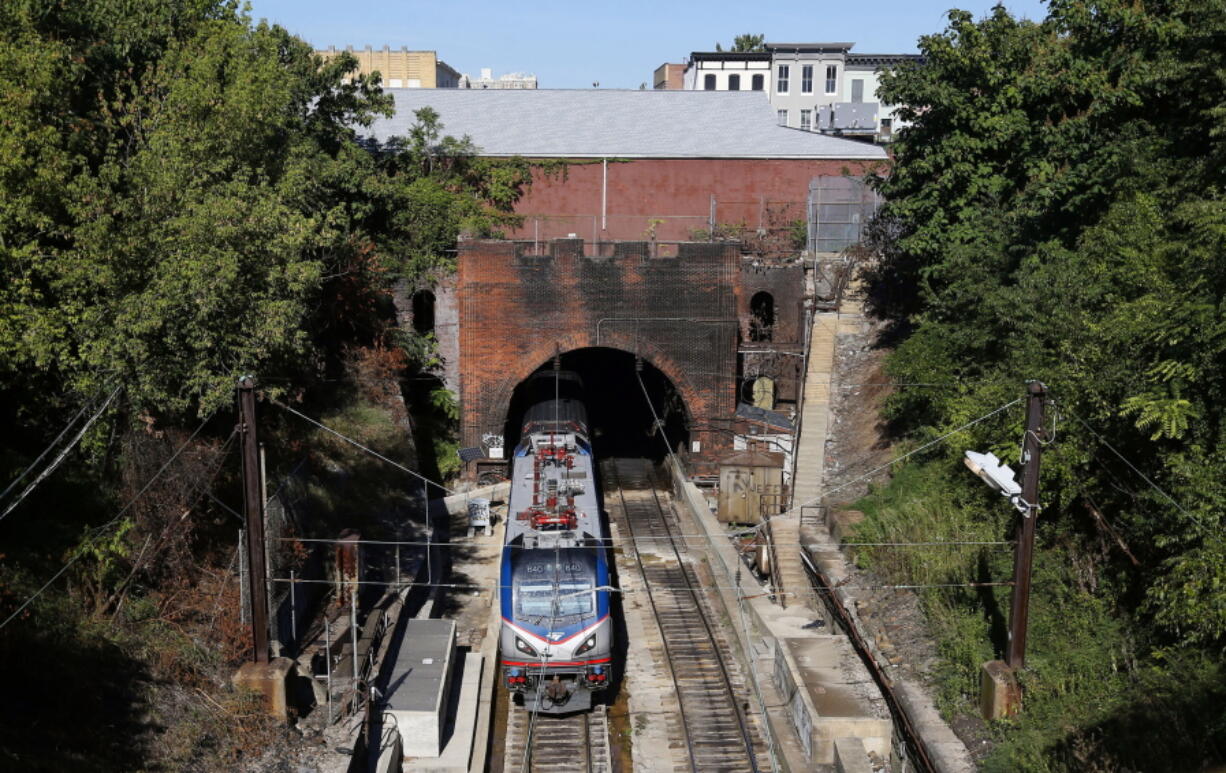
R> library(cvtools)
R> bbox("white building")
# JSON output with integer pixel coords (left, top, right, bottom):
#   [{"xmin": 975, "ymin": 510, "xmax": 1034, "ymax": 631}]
[
  {"xmin": 459, "ymin": 67, "xmax": 538, "ymax": 89},
  {"xmin": 682, "ymin": 51, "xmax": 773, "ymax": 93},
  {"xmin": 674, "ymin": 43, "xmax": 920, "ymax": 141}
]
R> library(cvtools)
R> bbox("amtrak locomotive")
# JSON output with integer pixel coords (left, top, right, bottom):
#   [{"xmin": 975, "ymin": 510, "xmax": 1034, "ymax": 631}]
[{"xmin": 499, "ymin": 372, "xmax": 613, "ymax": 713}]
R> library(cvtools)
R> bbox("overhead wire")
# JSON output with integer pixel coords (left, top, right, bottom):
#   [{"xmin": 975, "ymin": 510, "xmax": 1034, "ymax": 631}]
[
  {"xmin": 271, "ymin": 399, "xmax": 456, "ymax": 497},
  {"xmin": 0, "ymin": 409, "xmax": 219, "ymax": 631},
  {"xmin": 1067, "ymin": 411, "xmax": 1203, "ymax": 525},
  {"xmin": 0, "ymin": 385, "xmax": 123, "ymax": 524},
  {"xmin": 271, "ymin": 535, "xmax": 1014, "ymax": 549},
  {"xmin": 0, "ymin": 391, "xmax": 101, "ymax": 501},
  {"xmin": 267, "ymin": 576, "xmax": 1018, "ymax": 594},
  {"xmin": 743, "ymin": 396, "xmax": 1024, "ymax": 535}
]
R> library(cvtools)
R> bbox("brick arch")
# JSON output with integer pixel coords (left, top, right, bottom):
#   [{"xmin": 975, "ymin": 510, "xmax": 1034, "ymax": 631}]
[
  {"xmin": 456, "ymin": 239, "xmax": 741, "ymax": 476},
  {"xmin": 472, "ymin": 331, "xmax": 701, "ymax": 445}
]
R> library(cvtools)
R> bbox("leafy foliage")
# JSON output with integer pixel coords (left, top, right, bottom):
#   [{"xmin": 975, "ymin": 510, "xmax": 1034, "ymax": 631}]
[
  {"xmin": 856, "ymin": 1, "xmax": 1226, "ymax": 767},
  {"xmin": 715, "ymin": 34, "xmax": 766, "ymax": 52},
  {"xmin": 870, "ymin": 0, "xmax": 1226, "ymax": 650},
  {"xmin": 0, "ymin": 0, "xmax": 531, "ymax": 763},
  {"xmin": 0, "ymin": 0, "xmax": 528, "ymax": 423}
]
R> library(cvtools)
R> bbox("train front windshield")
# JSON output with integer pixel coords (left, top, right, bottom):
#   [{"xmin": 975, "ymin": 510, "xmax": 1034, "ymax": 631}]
[
  {"xmin": 516, "ymin": 582, "xmax": 594, "ymax": 617},
  {"xmin": 512, "ymin": 548, "xmax": 598, "ymax": 621}
]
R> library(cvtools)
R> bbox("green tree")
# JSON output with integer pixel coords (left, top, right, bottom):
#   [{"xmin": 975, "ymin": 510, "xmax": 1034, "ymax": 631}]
[
  {"xmin": 715, "ymin": 33, "xmax": 766, "ymax": 52},
  {"xmin": 0, "ymin": 0, "xmax": 531, "ymax": 422}
]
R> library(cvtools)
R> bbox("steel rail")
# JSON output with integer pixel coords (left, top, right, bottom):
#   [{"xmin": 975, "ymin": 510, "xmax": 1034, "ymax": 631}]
[
  {"xmin": 504, "ymin": 706, "xmax": 607, "ymax": 772},
  {"xmin": 607, "ymin": 459, "xmax": 760, "ymax": 772},
  {"xmin": 643, "ymin": 467, "xmax": 761, "ymax": 773}
]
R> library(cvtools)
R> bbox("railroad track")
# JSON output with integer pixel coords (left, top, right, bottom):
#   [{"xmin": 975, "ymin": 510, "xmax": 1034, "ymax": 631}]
[
  {"xmin": 604, "ymin": 458, "xmax": 764, "ymax": 773},
  {"xmin": 503, "ymin": 703, "xmax": 611, "ymax": 773}
]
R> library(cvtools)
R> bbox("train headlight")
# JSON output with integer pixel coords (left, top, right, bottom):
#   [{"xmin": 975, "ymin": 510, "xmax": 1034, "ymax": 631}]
[
  {"xmin": 514, "ymin": 637, "xmax": 538, "ymax": 657},
  {"xmin": 575, "ymin": 635, "xmax": 597, "ymax": 655}
]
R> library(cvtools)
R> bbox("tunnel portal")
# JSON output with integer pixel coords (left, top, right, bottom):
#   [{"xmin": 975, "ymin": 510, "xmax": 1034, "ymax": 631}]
[
  {"xmin": 455, "ymin": 238, "xmax": 742, "ymax": 479},
  {"xmin": 504, "ymin": 348, "xmax": 690, "ymax": 463}
]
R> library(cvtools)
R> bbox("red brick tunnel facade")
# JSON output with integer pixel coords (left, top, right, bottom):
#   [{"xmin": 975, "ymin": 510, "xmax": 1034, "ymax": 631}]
[{"xmin": 456, "ymin": 238, "xmax": 742, "ymax": 476}]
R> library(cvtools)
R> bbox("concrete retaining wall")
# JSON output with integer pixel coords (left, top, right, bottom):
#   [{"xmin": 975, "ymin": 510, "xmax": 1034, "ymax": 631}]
[{"xmin": 669, "ymin": 461, "xmax": 891, "ymax": 766}]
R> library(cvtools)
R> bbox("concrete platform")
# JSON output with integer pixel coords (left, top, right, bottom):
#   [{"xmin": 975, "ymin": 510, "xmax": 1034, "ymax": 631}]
[
  {"xmin": 835, "ymin": 736, "xmax": 874, "ymax": 773},
  {"xmin": 387, "ymin": 619, "xmax": 456, "ymax": 758},
  {"xmin": 405, "ymin": 652, "xmax": 484, "ymax": 773},
  {"xmin": 782, "ymin": 637, "xmax": 891, "ymax": 763},
  {"xmin": 232, "ymin": 657, "xmax": 296, "ymax": 720},
  {"xmin": 430, "ymin": 489, "xmax": 507, "ymax": 773}
]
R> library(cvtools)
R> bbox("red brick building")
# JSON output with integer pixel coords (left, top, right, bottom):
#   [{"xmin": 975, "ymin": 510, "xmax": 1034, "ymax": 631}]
[{"xmin": 368, "ymin": 89, "xmax": 886, "ymax": 242}]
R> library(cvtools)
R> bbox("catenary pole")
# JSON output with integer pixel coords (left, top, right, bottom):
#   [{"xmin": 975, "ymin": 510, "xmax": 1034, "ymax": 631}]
[
  {"xmin": 1006, "ymin": 380, "xmax": 1046, "ymax": 669},
  {"xmin": 238, "ymin": 376, "xmax": 270, "ymax": 663}
]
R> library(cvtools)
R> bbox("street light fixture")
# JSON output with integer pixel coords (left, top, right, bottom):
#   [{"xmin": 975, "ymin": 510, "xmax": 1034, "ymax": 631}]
[{"xmin": 964, "ymin": 450, "xmax": 1032, "ymax": 515}]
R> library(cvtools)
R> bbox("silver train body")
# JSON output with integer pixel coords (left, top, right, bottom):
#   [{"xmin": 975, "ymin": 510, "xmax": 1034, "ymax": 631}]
[{"xmin": 499, "ymin": 372, "xmax": 613, "ymax": 713}]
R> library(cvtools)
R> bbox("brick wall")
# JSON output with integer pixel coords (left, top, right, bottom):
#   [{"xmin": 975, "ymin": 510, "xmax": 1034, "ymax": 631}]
[
  {"xmin": 739, "ymin": 262, "xmax": 807, "ymax": 405},
  {"xmin": 456, "ymin": 239, "xmax": 742, "ymax": 473},
  {"xmin": 509, "ymin": 158, "xmax": 879, "ymax": 243}
]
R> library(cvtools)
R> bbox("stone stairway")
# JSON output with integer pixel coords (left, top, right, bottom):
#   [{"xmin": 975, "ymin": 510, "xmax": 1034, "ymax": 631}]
[
  {"xmin": 791, "ymin": 312, "xmax": 839, "ymax": 510},
  {"xmin": 772, "ymin": 311, "xmax": 840, "ymax": 610}
]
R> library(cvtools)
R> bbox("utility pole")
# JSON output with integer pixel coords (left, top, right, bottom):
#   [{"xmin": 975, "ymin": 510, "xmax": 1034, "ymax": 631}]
[
  {"xmin": 238, "ymin": 376, "xmax": 270, "ymax": 664},
  {"xmin": 1006, "ymin": 380, "xmax": 1046, "ymax": 670}
]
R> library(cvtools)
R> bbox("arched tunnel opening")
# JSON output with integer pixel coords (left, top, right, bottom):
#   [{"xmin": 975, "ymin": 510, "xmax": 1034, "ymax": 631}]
[{"xmin": 503, "ymin": 348, "xmax": 690, "ymax": 463}]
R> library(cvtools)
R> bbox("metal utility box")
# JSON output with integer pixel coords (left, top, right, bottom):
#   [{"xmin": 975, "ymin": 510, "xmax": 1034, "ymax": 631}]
[
  {"xmin": 717, "ymin": 450, "xmax": 785, "ymax": 524},
  {"xmin": 386, "ymin": 619, "xmax": 456, "ymax": 759}
]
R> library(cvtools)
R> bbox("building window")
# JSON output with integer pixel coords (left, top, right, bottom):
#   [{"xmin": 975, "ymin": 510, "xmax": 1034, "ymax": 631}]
[
  {"xmin": 728, "ymin": 73, "xmax": 740, "ymax": 91},
  {"xmin": 801, "ymin": 65, "xmax": 813, "ymax": 94},
  {"xmin": 750, "ymin": 292, "xmax": 775, "ymax": 342},
  {"xmin": 777, "ymin": 64, "xmax": 789, "ymax": 94},
  {"xmin": 704, "ymin": 73, "xmax": 716, "ymax": 90},
  {"xmin": 825, "ymin": 65, "xmax": 837, "ymax": 94},
  {"xmin": 800, "ymin": 109, "xmax": 811, "ymax": 131},
  {"xmin": 777, "ymin": 109, "xmax": 788, "ymax": 126},
  {"xmin": 851, "ymin": 79, "xmax": 864, "ymax": 103},
  {"xmin": 752, "ymin": 73, "xmax": 764, "ymax": 91}
]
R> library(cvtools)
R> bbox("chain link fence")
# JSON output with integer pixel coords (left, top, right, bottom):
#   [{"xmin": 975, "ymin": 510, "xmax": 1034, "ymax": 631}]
[{"xmin": 807, "ymin": 176, "xmax": 881, "ymax": 254}]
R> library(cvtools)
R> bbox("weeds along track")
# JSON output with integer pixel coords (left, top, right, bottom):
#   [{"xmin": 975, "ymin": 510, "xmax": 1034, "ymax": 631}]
[
  {"xmin": 503, "ymin": 703, "xmax": 611, "ymax": 773},
  {"xmin": 603, "ymin": 458, "xmax": 764, "ymax": 773}
]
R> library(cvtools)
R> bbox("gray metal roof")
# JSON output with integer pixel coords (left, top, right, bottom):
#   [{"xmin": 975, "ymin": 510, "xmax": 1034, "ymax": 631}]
[
  {"xmin": 736, "ymin": 402, "xmax": 795, "ymax": 431},
  {"xmin": 364, "ymin": 89, "xmax": 887, "ymax": 160},
  {"xmin": 765, "ymin": 42, "xmax": 856, "ymax": 52}
]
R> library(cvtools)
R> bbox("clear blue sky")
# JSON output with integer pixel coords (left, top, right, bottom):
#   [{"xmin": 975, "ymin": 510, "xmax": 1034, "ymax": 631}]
[{"xmin": 244, "ymin": 0, "xmax": 1049, "ymax": 89}]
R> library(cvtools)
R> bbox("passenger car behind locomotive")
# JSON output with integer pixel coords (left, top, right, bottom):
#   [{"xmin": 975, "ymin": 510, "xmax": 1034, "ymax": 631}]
[{"xmin": 499, "ymin": 371, "xmax": 613, "ymax": 713}]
